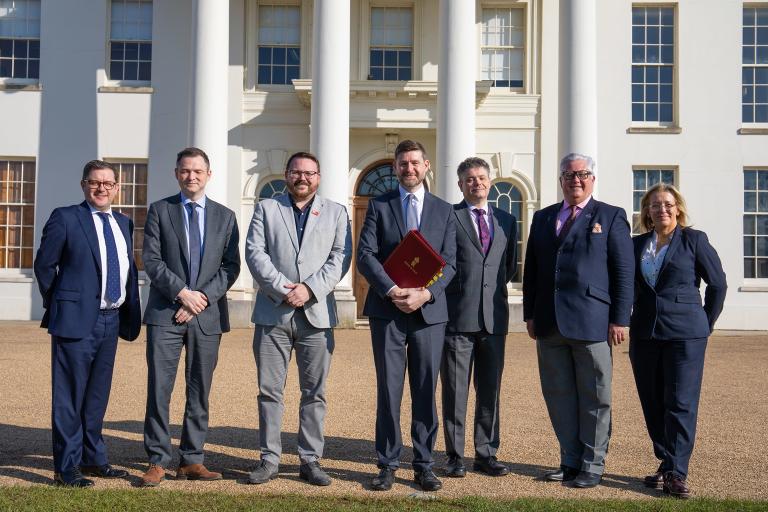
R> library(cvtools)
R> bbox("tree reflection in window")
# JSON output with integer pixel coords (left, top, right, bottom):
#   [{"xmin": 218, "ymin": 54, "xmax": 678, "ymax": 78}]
[
  {"xmin": 258, "ymin": 179, "xmax": 287, "ymax": 200},
  {"xmin": 356, "ymin": 164, "xmax": 399, "ymax": 196}
]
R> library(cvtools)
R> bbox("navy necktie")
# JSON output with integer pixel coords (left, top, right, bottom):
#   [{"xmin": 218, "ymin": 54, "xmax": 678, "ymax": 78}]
[
  {"xmin": 473, "ymin": 208, "xmax": 491, "ymax": 254},
  {"xmin": 96, "ymin": 212, "xmax": 121, "ymax": 304},
  {"xmin": 187, "ymin": 202, "xmax": 201, "ymax": 288}
]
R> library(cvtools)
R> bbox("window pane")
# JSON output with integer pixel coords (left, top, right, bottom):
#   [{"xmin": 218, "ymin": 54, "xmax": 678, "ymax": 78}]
[
  {"xmin": 745, "ymin": 215, "xmax": 756, "ymax": 234},
  {"xmin": 746, "ymin": 191, "xmax": 757, "ymax": 212}
]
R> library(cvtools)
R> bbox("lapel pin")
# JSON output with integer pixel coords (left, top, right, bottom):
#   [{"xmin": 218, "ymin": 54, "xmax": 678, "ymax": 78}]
[{"xmin": 311, "ymin": 210, "xmax": 320, "ymax": 216}]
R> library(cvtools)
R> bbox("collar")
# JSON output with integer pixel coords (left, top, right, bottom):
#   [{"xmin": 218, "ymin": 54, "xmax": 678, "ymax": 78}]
[
  {"xmin": 560, "ymin": 195, "xmax": 592, "ymax": 213},
  {"xmin": 180, "ymin": 192, "xmax": 207, "ymax": 209},
  {"xmin": 87, "ymin": 204, "xmax": 113, "ymax": 216},
  {"xmin": 399, "ymin": 184, "xmax": 425, "ymax": 203},
  {"xmin": 289, "ymin": 193, "xmax": 315, "ymax": 212},
  {"xmin": 469, "ymin": 202, "xmax": 490, "ymax": 214}
]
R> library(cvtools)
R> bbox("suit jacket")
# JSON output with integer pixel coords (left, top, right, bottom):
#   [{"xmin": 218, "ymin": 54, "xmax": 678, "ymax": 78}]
[
  {"xmin": 245, "ymin": 193, "xmax": 352, "ymax": 329},
  {"xmin": 630, "ymin": 226, "xmax": 727, "ymax": 340},
  {"xmin": 357, "ymin": 189, "xmax": 456, "ymax": 324},
  {"xmin": 142, "ymin": 194, "xmax": 240, "ymax": 335},
  {"xmin": 34, "ymin": 201, "xmax": 141, "ymax": 341},
  {"xmin": 446, "ymin": 201, "xmax": 517, "ymax": 334},
  {"xmin": 523, "ymin": 198, "xmax": 634, "ymax": 342}
]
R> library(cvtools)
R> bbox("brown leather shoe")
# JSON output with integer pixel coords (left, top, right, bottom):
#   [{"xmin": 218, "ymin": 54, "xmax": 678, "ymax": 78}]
[
  {"xmin": 663, "ymin": 472, "xmax": 691, "ymax": 499},
  {"xmin": 643, "ymin": 470, "xmax": 664, "ymax": 489},
  {"xmin": 176, "ymin": 463, "xmax": 223, "ymax": 481},
  {"xmin": 141, "ymin": 464, "xmax": 166, "ymax": 487}
]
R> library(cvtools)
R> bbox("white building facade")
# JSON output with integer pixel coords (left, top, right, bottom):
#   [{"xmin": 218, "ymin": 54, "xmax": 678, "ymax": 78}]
[{"xmin": 0, "ymin": 0, "xmax": 766, "ymax": 329}]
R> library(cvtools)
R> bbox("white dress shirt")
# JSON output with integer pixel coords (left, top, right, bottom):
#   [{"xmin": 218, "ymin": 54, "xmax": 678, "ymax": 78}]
[{"xmin": 88, "ymin": 205, "xmax": 130, "ymax": 309}]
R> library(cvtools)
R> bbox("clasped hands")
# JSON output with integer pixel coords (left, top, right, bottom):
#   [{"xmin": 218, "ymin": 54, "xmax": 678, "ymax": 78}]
[
  {"xmin": 388, "ymin": 286, "xmax": 431, "ymax": 314},
  {"xmin": 283, "ymin": 283, "xmax": 313, "ymax": 308},
  {"xmin": 175, "ymin": 288, "xmax": 208, "ymax": 323}
]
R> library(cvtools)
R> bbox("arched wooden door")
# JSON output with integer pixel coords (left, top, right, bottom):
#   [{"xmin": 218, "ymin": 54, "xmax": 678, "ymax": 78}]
[{"xmin": 352, "ymin": 162, "xmax": 399, "ymax": 318}]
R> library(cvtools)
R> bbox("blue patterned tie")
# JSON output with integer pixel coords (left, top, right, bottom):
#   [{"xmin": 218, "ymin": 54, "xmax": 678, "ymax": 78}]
[
  {"xmin": 96, "ymin": 212, "xmax": 121, "ymax": 304},
  {"xmin": 405, "ymin": 193, "xmax": 419, "ymax": 231},
  {"xmin": 187, "ymin": 202, "xmax": 201, "ymax": 288}
]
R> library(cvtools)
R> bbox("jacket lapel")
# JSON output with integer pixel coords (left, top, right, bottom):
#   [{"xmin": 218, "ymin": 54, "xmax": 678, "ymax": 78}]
[
  {"xmin": 277, "ymin": 194, "xmax": 300, "ymax": 252},
  {"xmin": 561, "ymin": 198, "xmax": 596, "ymax": 245},
  {"xmin": 298, "ymin": 196, "xmax": 323, "ymax": 256},
  {"xmin": 456, "ymin": 201, "xmax": 484, "ymax": 255},
  {"xmin": 656, "ymin": 225, "xmax": 682, "ymax": 287},
  {"xmin": 168, "ymin": 195, "xmax": 190, "ymax": 266},
  {"xmin": 199, "ymin": 200, "xmax": 217, "ymax": 275},
  {"xmin": 76, "ymin": 201, "xmax": 102, "ymax": 273},
  {"xmin": 486, "ymin": 206, "xmax": 504, "ymax": 258},
  {"xmin": 388, "ymin": 192, "xmax": 406, "ymax": 238},
  {"xmin": 634, "ymin": 232, "xmax": 655, "ymax": 292}
]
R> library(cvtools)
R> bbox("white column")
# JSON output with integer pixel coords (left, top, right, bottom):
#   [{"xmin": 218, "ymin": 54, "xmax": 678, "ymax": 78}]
[
  {"xmin": 310, "ymin": 0, "xmax": 354, "ymax": 327},
  {"xmin": 437, "ymin": 0, "xmax": 476, "ymax": 204},
  {"xmin": 558, "ymin": 0, "xmax": 598, "ymax": 176},
  {"xmin": 190, "ymin": 0, "xmax": 229, "ymax": 202},
  {"xmin": 311, "ymin": 0, "xmax": 350, "ymax": 209}
]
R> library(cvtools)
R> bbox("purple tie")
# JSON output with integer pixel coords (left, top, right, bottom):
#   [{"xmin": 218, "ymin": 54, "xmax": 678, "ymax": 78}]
[
  {"xmin": 473, "ymin": 209, "xmax": 491, "ymax": 254},
  {"xmin": 558, "ymin": 205, "xmax": 578, "ymax": 241}
]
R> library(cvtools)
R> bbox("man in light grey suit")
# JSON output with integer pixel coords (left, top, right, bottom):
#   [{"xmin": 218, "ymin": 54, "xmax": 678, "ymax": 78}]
[
  {"xmin": 245, "ymin": 151, "xmax": 351, "ymax": 486},
  {"xmin": 140, "ymin": 147, "xmax": 240, "ymax": 487},
  {"xmin": 441, "ymin": 157, "xmax": 517, "ymax": 479}
]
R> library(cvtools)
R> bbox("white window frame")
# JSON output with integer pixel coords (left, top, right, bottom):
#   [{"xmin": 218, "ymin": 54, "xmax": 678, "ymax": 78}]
[
  {"xmin": 742, "ymin": 4, "xmax": 768, "ymax": 128},
  {"xmin": 478, "ymin": 2, "xmax": 527, "ymax": 93},
  {"xmin": 356, "ymin": 0, "xmax": 420, "ymax": 82},
  {"xmin": 0, "ymin": 157, "xmax": 35, "ymax": 276},
  {"xmin": 0, "ymin": 0, "xmax": 41, "ymax": 86},
  {"xmin": 104, "ymin": 0, "xmax": 153, "ymax": 87},
  {"xmin": 631, "ymin": 166, "xmax": 677, "ymax": 235},
  {"xmin": 105, "ymin": 159, "xmax": 148, "ymax": 271},
  {"xmin": 743, "ymin": 167, "xmax": 768, "ymax": 282}
]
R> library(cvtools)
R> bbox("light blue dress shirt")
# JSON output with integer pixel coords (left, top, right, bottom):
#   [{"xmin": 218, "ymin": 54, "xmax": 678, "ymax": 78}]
[
  {"xmin": 180, "ymin": 192, "xmax": 206, "ymax": 258},
  {"xmin": 641, "ymin": 230, "xmax": 673, "ymax": 287}
]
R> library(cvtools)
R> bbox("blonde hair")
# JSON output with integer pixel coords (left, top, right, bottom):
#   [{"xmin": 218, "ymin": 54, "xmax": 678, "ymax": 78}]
[{"xmin": 637, "ymin": 182, "xmax": 688, "ymax": 233}]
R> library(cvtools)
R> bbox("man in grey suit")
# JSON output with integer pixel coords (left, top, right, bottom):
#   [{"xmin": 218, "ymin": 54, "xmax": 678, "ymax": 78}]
[
  {"xmin": 441, "ymin": 157, "xmax": 517, "ymax": 479},
  {"xmin": 245, "ymin": 151, "xmax": 351, "ymax": 486},
  {"xmin": 140, "ymin": 147, "xmax": 240, "ymax": 487}
]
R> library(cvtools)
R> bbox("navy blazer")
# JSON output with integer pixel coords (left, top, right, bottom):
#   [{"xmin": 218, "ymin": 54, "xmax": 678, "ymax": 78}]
[
  {"xmin": 357, "ymin": 189, "xmax": 457, "ymax": 324},
  {"xmin": 34, "ymin": 201, "xmax": 141, "ymax": 341},
  {"xmin": 630, "ymin": 226, "xmax": 727, "ymax": 340},
  {"xmin": 523, "ymin": 198, "xmax": 634, "ymax": 342}
]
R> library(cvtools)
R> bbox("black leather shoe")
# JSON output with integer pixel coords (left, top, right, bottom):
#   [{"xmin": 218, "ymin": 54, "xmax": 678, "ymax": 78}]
[
  {"xmin": 299, "ymin": 461, "xmax": 331, "ymax": 486},
  {"xmin": 473, "ymin": 456, "xmax": 509, "ymax": 477},
  {"xmin": 573, "ymin": 470, "xmax": 602, "ymax": 488},
  {"xmin": 445, "ymin": 456, "xmax": 466, "ymax": 478},
  {"xmin": 643, "ymin": 470, "xmax": 664, "ymax": 489},
  {"xmin": 544, "ymin": 465, "xmax": 579, "ymax": 482},
  {"xmin": 80, "ymin": 464, "xmax": 129, "ymax": 479},
  {"xmin": 414, "ymin": 469, "xmax": 442, "ymax": 492},
  {"xmin": 54, "ymin": 467, "xmax": 95, "ymax": 488},
  {"xmin": 663, "ymin": 472, "xmax": 690, "ymax": 499},
  {"xmin": 370, "ymin": 467, "xmax": 396, "ymax": 491}
]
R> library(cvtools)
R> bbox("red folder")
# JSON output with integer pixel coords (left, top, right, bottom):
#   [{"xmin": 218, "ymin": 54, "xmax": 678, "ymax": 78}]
[{"xmin": 383, "ymin": 229, "xmax": 446, "ymax": 288}]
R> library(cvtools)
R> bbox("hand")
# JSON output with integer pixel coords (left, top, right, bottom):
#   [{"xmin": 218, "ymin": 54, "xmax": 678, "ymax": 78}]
[
  {"xmin": 608, "ymin": 323, "xmax": 626, "ymax": 346},
  {"xmin": 174, "ymin": 305, "xmax": 196, "ymax": 324},
  {"xmin": 391, "ymin": 287, "xmax": 431, "ymax": 314},
  {"xmin": 177, "ymin": 288, "xmax": 208, "ymax": 315},
  {"xmin": 526, "ymin": 319, "xmax": 536, "ymax": 340},
  {"xmin": 284, "ymin": 283, "xmax": 313, "ymax": 308}
]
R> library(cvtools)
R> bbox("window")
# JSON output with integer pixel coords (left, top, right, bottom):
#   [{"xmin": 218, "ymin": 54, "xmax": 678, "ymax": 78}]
[
  {"xmin": 488, "ymin": 181, "xmax": 523, "ymax": 282},
  {"xmin": 744, "ymin": 169, "xmax": 768, "ymax": 278},
  {"xmin": 743, "ymin": 7, "xmax": 768, "ymax": 123},
  {"xmin": 480, "ymin": 7, "xmax": 524, "ymax": 89},
  {"xmin": 109, "ymin": 0, "xmax": 152, "ymax": 82},
  {"xmin": 0, "ymin": 0, "xmax": 40, "ymax": 81},
  {"xmin": 631, "ymin": 6, "xmax": 674, "ymax": 124},
  {"xmin": 258, "ymin": 178, "xmax": 287, "ymax": 200},
  {"xmin": 356, "ymin": 163, "xmax": 398, "ymax": 196},
  {"xmin": 632, "ymin": 167, "xmax": 675, "ymax": 234},
  {"xmin": 0, "ymin": 159, "xmax": 34, "ymax": 269},
  {"xmin": 369, "ymin": 7, "xmax": 412, "ymax": 81},
  {"xmin": 258, "ymin": 5, "xmax": 300, "ymax": 85},
  {"xmin": 109, "ymin": 162, "xmax": 147, "ymax": 270}
]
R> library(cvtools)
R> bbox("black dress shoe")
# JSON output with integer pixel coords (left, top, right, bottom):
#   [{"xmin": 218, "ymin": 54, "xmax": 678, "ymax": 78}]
[
  {"xmin": 414, "ymin": 469, "xmax": 442, "ymax": 492},
  {"xmin": 80, "ymin": 464, "xmax": 129, "ymax": 479},
  {"xmin": 54, "ymin": 468, "xmax": 95, "ymax": 488},
  {"xmin": 473, "ymin": 456, "xmax": 509, "ymax": 477},
  {"xmin": 663, "ymin": 472, "xmax": 691, "ymax": 499},
  {"xmin": 643, "ymin": 470, "xmax": 664, "ymax": 489},
  {"xmin": 544, "ymin": 465, "xmax": 579, "ymax": 482},
  {"xmin": 370, "ymin": 467, "xmax": 396, "ymax": 491},
  {"xmin": 573, "ymin": 470, "xmax": 602, "ymax": 488},
  {"xmin": 445, "ymin": 456, "xmax": 466, "ymax": 478}
]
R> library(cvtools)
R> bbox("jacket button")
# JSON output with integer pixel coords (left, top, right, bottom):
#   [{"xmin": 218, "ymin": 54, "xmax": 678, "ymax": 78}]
[{"xmin": 483, "ymin": 283, "xmax": 488, "ymax": 288}]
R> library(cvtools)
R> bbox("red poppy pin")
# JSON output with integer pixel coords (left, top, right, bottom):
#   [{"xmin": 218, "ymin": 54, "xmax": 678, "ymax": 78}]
[{"xmin": 311, "ymin": 210, "xmax": 320, "ymax": 216}]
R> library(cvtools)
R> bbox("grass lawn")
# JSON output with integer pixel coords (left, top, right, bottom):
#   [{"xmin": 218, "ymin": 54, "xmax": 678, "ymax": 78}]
[{"xmin": 0, "ymin": 488, "xmax": 766, "ymax": 512}]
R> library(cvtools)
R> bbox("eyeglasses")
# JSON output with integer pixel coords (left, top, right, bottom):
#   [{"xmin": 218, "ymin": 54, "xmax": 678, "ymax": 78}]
[
  {"xmin": 650, "ymin": 202, "xmax": 677, "ymax": 211},
  {"xmin": 83, "ymin": 179, "xmax": 117, "ymax": 190},
  {"xmin": 287, "ymin": 170, "xmax": 319, "ymax": 178},
  {"xmin": 561, "ymin": 170, "xmax": 593, "ymax": 181}
]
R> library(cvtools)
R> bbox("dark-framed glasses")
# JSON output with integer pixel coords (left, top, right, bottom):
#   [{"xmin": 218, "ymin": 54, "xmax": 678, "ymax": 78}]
[
  {"xmin": 83, "ymin": 179, "xmax": 117, "ymax": 190},
  {"xmin": 287, "ymin": 170, "xmax": 319, "ymax": 178},
  {"xmin": 561, "ymin": 170, "xmax": 593, "ymax": 181}
]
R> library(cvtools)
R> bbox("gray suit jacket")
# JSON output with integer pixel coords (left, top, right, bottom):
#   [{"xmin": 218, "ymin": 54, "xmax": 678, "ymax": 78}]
[
  {"xmin": 142, "ymin": 194, "xmax": 241, "ymax": 335},
  {"xmin": 245, "ymin": 193, "xmax": 352, "ymax": 329},
  {"xmin": 446, "ymin": 202, "xmax": 517, "ymax": 335}
]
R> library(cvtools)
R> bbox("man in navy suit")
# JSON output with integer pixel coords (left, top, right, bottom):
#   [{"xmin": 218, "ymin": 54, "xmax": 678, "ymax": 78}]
[
  {"xmin": 522, "ymin": 153, "xmax": 633, "ymax": 488},
  {"xmin": 34, "ymin": 160, "xmax": 141, "ymax": 487},
  {"xmin": 357, "ymin": 139, "xmax": 456, "ymax": 492}
]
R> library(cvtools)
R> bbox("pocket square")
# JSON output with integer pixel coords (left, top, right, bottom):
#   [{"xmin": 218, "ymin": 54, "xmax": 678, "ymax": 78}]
[{"xmin": 591, "ymin": 223, "xmax": 602, "ymax": 233}]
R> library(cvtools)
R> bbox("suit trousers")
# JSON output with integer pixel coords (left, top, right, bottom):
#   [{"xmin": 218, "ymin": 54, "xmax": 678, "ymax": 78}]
[
  {"xmin": 253, "ymin": 308, "xmax": 334, "ymax": 465},
  {"xmin": 144, "ymin": 322, "xmax": 221, "ymax": 467},
  {"xmin": 629, "ymin": 337, "xmax": 707, "ymax": 479},
  {"xmin": 51, "ymin": 309, "xmax": 119, "ymax": 473},
  {"xmin": 441, "ymin": 331, "xmax": 505, "ymax": 461},
  {"xmin": 537, "ymin": 332, "xmax": 613, "ymax": 475},
  {"xmin": 370, "ymin": 315, "xmax": 446, "ymax": 472}
]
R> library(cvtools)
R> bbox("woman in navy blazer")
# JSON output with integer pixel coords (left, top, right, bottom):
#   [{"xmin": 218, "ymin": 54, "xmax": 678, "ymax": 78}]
[{"xmin": 629, "ymin": 183, "xmax": 727, "ymax": 499}]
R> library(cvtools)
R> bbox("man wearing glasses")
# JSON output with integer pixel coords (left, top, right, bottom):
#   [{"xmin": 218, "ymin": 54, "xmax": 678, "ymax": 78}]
[
  {"xmin": 35, "ymin": 160, "xmax": 141, "ymax": 487},
  {"xmin": 245, "ymin": 151, "xmax": 351, "ymax": 486},
  {"xmin": 522, "ymin": 153, "xmax": 633, "ymax": 489}
]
